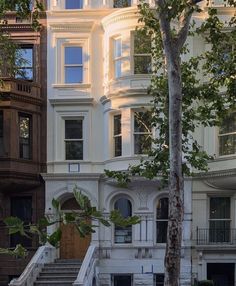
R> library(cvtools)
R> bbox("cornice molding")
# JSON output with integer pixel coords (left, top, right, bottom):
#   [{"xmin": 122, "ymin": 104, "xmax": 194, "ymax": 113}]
[
  {"xmin": 0, "ymin": 93, "xmax": 42, "ymax": 106},
  {"xmin": 49, "ymin": 21, "xmax": 95, "ymax": 32},
  {"xmin": 49, "ymin": 97, "xmax": 94, "ymax": 106},
  {"xmin": 41, "ymin": 173, "xmax": 102, "ymax": 181},
  {"xmin": 102, "ymin": 6, "xmax": 139, "ymax": 29}
]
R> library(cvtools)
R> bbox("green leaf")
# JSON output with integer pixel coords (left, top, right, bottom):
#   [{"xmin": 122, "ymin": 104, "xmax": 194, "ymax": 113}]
[
  {"xmin": 47, "ymin": 228, "xmax": 62, "ymax": 248},
  {"xmin": 52, "ymin": 198, "xmax": 60, "ymax": 211}
]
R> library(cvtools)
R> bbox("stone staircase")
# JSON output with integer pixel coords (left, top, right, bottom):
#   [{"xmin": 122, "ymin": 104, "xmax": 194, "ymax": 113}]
[{"xmin": 34, "ymin": 259, "xmax": 82, "ymax": 286}]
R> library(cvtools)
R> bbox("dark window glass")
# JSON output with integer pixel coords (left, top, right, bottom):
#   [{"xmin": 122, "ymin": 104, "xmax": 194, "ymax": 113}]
[
  {"xmin": 134, "ymin": 111, "xmax": 152, "ymax": 154},
  {"xmin": 64, "ymin": 47, "xmax": 83, "ymax": 83},
  {"xmin": 0, "ymin": 111, "xmax": 3, "ymax": 156},
  {"xmin": 209, "ymin": 197, "xmax": 231, "ymax": 243},
  {"xmin": 65, "ymin": 0, "xmax": 83, "ymax": 9},
  {"xmin": 134, "ymin": 31, "xmax": 152, "ymax": 74},
  {"xmin": 219, "ymin": 112, "xmax": 236, "ymax": 156},
  {"xmin": 114, "ymin": 198, "xmax": 132, "ymax": 244},
  {"xmin": 15, "ymin": 46, "xmax": 33, "ymax": 80},
  {"xmin": 113, "ymin": 275, "xmax": 132, "ymax": 286},
  {"xmin": 19, "ymin": 114, "xmax": 31, "ymax": 159},
  {"xmin": 113, "ymin": 0, "xmax": 131, "ymax": 8},
  {"xmin": 10, "ymin": 197, "xmax": 32, "ymax": 247},
  {"xmin": 114, "ymin": 114, "xmax": 122, "ymax": 157},
  {"xmin": 156, "ymin": 198, "xmax": 168, "ymax": 243},
  {"xmin": 65, "ymin": 119, "xmax": 83, "ymax": 160},
  {"xmin": 155, "ymin": 274, "xmax": 164, "ymax": 286}
]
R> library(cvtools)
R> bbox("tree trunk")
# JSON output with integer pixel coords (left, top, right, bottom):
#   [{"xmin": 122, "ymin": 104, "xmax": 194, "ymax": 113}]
[{"xmin": 164, "ymin": 49, "xmax": 184, "ymax": 286}]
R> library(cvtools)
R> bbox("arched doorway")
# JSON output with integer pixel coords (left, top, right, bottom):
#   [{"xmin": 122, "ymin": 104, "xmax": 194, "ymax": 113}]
[{"xmin": 60, "ymin": 197, "xmax": 91, "ymax": 259}]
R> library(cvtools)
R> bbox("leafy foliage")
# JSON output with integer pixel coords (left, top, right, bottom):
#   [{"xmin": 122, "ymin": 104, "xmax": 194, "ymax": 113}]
[
  {"xmin": 1, "ymin": 187, "xmax": 140, "ymax": 257},
  {"xmin": 106, "ymin": 0, "xmax": 236, "ymax": 185}
]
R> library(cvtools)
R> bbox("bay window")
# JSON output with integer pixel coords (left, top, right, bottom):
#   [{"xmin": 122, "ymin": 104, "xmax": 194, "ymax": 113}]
[
  {"xmin": 113, "ymin": 37, "xmax": 122, "ymax": 78},
  {"xmin": 113, "ymin": 114, "xmax": 122, "ymax": 157},
  {"xmin": 19, "ymin": 113, "xmax": 32, "ymax": 159}
]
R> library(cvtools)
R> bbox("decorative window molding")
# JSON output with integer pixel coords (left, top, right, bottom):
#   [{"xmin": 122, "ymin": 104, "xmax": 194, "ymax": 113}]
[{"xmin": 56, "ymin": 38, "xmax": 89, "ymax": 85}]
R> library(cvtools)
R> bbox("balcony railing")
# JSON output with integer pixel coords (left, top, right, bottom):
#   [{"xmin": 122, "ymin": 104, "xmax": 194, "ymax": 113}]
[
  {"xmin": 0, "ymin": 77, "xmax": 41, "ymax": 100},
  {"xmin": 196, "ymin": 228, "xmax": 236, "ymax": 245}
]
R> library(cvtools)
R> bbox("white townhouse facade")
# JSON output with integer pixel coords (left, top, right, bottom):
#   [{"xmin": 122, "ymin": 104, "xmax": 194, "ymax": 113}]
[{"xmin": 41, "ymin": 1, "xmax": 235, "ymax": 286}]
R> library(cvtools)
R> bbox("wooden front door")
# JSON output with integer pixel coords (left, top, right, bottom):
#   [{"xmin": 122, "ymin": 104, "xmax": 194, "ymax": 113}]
[{"xmin": 60, "ymin": 223, "xmax": 91, "ymax": 259}]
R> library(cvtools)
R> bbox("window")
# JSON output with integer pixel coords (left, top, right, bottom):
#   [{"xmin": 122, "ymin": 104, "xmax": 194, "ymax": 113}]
[
  {"xmin": 19, "ymin": 114, "xmax": 32, "ymax": 159},
  {"xmin": 219, "ymin": 112, "xmax": 236, "ymax": 156},
  {"xmin": 113, "ymin": 114, "xmax": 122, "ymax": 157},
  {"xmin": 0, "ymin": 111, "xmax": 3, "ymax": 156},
  {"xmin": 134, "ymin": 110, "xmax": 152, "ymax": 154},
  {"xmin": 65, "ymin": 119, "xmax": 83, "ymax": 160},
  {"xmin": 113, "ymin": 0, "xmax": 131, "ymax": 8},
  {"xmin": 10, "ymin": 197, "xmax": 32, "ymax": 247},
  {"xmin": 156, "ymin": 198, "xmax": 168, "ymax": 243},
  {"xmin": 113, "ymin": 275, "xmax": 132, "ymax": 286},
  {"xmin": 209, "ymin": 197, "xmax": 231, "ymax": 243},
  {"xmin": 155, "ymin": 274, "xmax": 165, "ymax": 286},
  {"xmin": 114, "ymin": 198, "xmax": 132, "ymax": 244},
  {"xmin": 65, "ymin": 0, "xmax": 83, "ymax": 9},
  {"xmin": 133, "ymin": 30, "xmax": 152, "ymax": 74},
  {"xmin": 64, "ymin": 46, "xmax": 83, "ymax": 83},
  {"xmin": 15, "ymin": 46, "xmax": 33, "ymax": 80},
  {"xmin": 113, "ymin": 38, "xmax": 122, "ymax": 78}
]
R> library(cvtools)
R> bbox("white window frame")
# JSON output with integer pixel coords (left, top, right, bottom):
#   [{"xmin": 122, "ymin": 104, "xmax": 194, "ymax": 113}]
[
  {"xmin": 64, "ymin": 117, "xmax": 84, "ymax": 161},
  {"xmin": 113, "ymin": 37, "xmax": 122, "ymax": 79},
  {"xmin": 218, "ymin": 112, "xmax": 236, "ymax": 157},
  {"xmin": 132, "ymin": 109, "xmax": 152, "ymax": 155},
  {"xmin": 113, "ymin": 113, "xmax": 122, "ymax": 157},
  {"xmin": 132, "ymin": 30, "xmax": 152, "ymax": 75},
  {"xmin": 56, "ymin": 38, "xmax": 89, "ymax": 85}
]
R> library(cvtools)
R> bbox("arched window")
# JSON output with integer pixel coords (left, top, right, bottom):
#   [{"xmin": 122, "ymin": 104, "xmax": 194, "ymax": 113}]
[
  {"xmin": 114, "ymin": 198, "xmax": 132, "ymax": 244},
  {"xmin": 156, "ymin": 198, "xmax": 168, "ymax": 243}
]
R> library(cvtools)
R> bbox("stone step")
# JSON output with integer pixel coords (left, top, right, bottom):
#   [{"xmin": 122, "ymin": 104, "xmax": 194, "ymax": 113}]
[
  {"xmin": 55, "ymin": 259, "xmax": 82, "ymax": 263},
  {"xmin": 39, "ymin": 273, "xmax": 77, "ymax": 278},
  {"xmin": 41, "ymin": 268, "xmax": 79, "ymax": 274},
  {"xmin": 37, "ymin": 276, "xmax": 76, "ymax": 282},
  {"xmin": 34, "ymin": 282, "xmax": 73, "ymax": 286}
]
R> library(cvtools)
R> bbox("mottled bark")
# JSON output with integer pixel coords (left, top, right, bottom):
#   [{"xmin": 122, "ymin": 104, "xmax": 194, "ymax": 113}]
[{"xmin": 156, "ymin": 0, "xmax": 192, "ymax": 285}]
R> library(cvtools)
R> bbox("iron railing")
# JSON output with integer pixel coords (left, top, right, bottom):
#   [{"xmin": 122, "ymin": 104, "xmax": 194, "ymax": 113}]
[{"xmin": 196, "ymin": 228, "xmax": 236, "ymax": 245}]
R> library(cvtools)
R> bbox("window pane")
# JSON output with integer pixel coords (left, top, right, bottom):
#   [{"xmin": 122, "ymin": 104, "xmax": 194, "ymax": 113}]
[
  {"xmin": 113, "ymin": 0, "xmax": 131, "ymax": 8},
  {"xmin": 219, "ymin": 134, "xmax": 236, "ymax": 156},
  {"xmin": 134, "ymin": 111, "xmax": 152, "ymax": 133},
  {"xmin": 156, "ymin": 221, "xmax": 168, "ymax": 243},
  {"xmin": 114, "ymin": 136, "xmax": 122, "ymax": 157},
  {"xmin": 114, "ymin": 225, "xmax": 132, "ymax": 243},
  {"xmin": 15, "ymin": 47, "xmax": 33, "ymax": 80},
  {"xmin": 114, "ymin": 38, "xmax": 121, "ymax": 58},
  {"xmin": 114, "ymin": 275, "xmax": 132, "ymax": 286},
  {"xmin": 134, "ymin": 55, "xmax": 152, "ymax": 74},
  {"xmin": 65, "ymin": 47, "xmax": 83, "ymax": 65},
  {"xmin": 134, "ymin": 134, "xmax": 152, "ymax": 154},
  {"xmin": 134, "ymin": 31, "xmax": 151, "ymax": 54},
  {"xmin": 66, "ymin": 141, "xmax": 83, "ymax": 160},
  {"xmin": 65, "ymin": 120, "xmax": 83, "ymax": 139},
  {"xmin": 115, "ymin": 198, "xmax": 132, "ymax": 218},
  {"xmin": 115, "ymin": 60, "xmax": 122, "ymax": 78},
  {"xmin": 210, "ymin": 197, "xmax": 230, "ymax": 219},
  {"xmin": 19, "ymin": 115, "xmax": 31, "ymax": 159},
  {"xmin": 65, "ymin": 0, "xmax": 83, "ymax": 9},
  {"xmin": 65, "ymin": 67, "xmax": 83, "ymax": 83},
  {"xmin": 114, "ymin": 115, "xmax": 121, "ymax": 135},
  {"xmin": 155, "ymin": 274, "xmax": 165, "ymax": 286},
  {"xmin": 156, "ymin": 198, "xmax": 168, "ymax": 219},
  {"xmin": 10, "ymin": 197, "xmax": 32, "ymax": 247}
]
